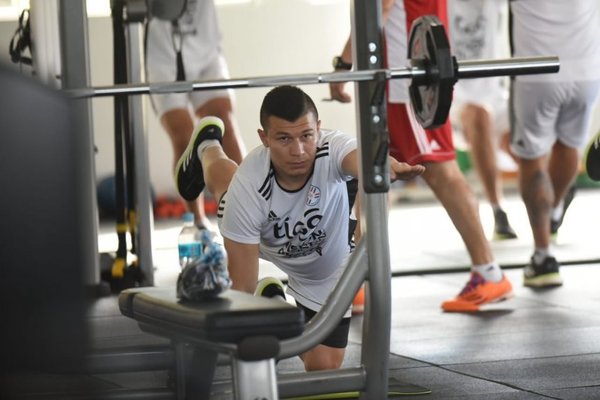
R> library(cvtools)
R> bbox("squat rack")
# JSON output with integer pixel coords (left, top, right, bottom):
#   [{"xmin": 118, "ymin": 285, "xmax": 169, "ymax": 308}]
[
  {"xmin": 57, "ymin": 0, "xmax": 399, "ymax": 396},
  {"xmin": 57, "ymin": 0, "xmax": 559, "ymax": 398}
]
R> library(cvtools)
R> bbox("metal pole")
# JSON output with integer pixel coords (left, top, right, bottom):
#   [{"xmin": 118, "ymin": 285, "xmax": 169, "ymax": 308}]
[
  {"xmin": 65, "ymin": 56, "xmax": 560, "ymax": 99},
  {"xmin": 351, "ymin": 1, "xmax": 391, "ymax": 400},
  {"xmin": 125, "ymin": 21, "xmax": 155, "ymax": 286},
  {"xmin": 58, "ymin": 0, "xmax": 103, "ymax": 292}
]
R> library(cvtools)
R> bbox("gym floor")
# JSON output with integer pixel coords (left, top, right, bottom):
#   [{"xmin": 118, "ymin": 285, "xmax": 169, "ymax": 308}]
[{"xmin": 4, "ymin": 188, "xmax": 600, "ymax": 399}]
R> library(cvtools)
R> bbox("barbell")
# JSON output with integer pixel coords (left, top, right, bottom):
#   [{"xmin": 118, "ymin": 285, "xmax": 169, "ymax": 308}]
[{"xmin": 67, "ymin": 15, "xmax": 559, "ymax": 129}]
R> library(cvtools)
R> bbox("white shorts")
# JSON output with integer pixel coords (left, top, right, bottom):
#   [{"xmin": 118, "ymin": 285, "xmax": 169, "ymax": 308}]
[
  {"xmin": 147, "ymin": 53, "xmax": 234, "ymax": 117},
  {"xmin": 510, "ymin": 80, "xmax": 600, "ymax": 159},
  {"xmin": 451, "ymin": 77, "xmax": 510, "ymax": 139}
]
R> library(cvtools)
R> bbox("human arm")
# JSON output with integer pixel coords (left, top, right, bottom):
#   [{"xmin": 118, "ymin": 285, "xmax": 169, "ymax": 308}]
[
  {"xmin": 329, "ymin": 0, "xmax": 396, "ymax": 102},
  {"xmin": 223, "ymin": 237, "xmax": 260, "ymax": 294},
  {"xmin": 341, "ymin": 149, "xmax": 425, "ymax": 182}
]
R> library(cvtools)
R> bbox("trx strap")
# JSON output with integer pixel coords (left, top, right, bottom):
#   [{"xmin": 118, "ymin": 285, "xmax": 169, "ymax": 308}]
[{"xmin": 172, "ymin": 20, "xmax": 186, "ymax": 81}]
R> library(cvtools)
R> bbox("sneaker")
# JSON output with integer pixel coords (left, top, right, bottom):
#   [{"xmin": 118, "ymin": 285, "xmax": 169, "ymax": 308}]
[
  {"xmin": 255, "ymin": 277, "xmax": 286, "ymax": 301},
  {"xmin": 584, "ymin": 130, "xmax": 600, "ymax": 181},
  {"xmin": 174, "ymin": 116, "xmax": 224, "ymax": 202},
  {"xmin": 550, "ymin": 185, "xmax": 576, "ymax": 236},
  {"xmin": 352, "ymin": 285, "xmax": 365, "ymax": 315},
  {"xmin": 523, "ymin": 255, "xmax": 563, "ymax": 287},
  {"xmin": 441, "ymin": 273, "xmax": 513, "ymax": 312},
  {"xmin": 493, "ymin": 208, "xmax": 517, "ymax": 240}
]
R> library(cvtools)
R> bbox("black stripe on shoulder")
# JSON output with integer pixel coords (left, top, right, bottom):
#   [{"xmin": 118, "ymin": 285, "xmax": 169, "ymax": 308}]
[{"xmin": 258, "ymin": 169, "xmax": 275, "ymax": 200}]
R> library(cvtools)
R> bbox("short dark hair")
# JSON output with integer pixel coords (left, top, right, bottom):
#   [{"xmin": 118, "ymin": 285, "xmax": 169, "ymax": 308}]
[{"xmin": 259, "ymin": 85, "xmax": 319, "ymax": 130}]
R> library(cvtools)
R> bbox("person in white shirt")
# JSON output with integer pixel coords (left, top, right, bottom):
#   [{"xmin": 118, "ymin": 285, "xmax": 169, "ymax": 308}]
[
  {"xmin": 175, "ymin": 85, "xmax": 425, "ymax": 371},
  {"xmin": 145, "ymin": 0, "xmax": 246, "ymax": 227},
  {"xmin": 509, "ymin": 0, "xmax": 600, "ymax": 287},
  {"xmin": 449, "ymin": 0, "xmax": 518, "ymax": 240}
]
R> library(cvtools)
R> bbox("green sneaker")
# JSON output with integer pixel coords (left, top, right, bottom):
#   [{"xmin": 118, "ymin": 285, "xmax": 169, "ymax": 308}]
[
  {"xmin": 174, "ymin": 116, "xmax": 223, "ymax": 201},
  {"xmin": 493, "ymin": 208, "xmax": 517, "ymax": 240},
  {"xmin": 254, "ymin": 277, "xmax": 286, "ymax": 301},
  {"xmin": 584, "ymin": 130, "xmax": 600, "ymax": 181},
  {"xmin": 523, "ymin": 255, "xmax": 563, "ymax": 288}
]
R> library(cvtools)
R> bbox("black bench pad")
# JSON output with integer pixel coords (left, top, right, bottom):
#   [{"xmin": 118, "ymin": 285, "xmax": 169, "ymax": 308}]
[{"xmin": 119, "ymin": 287, "xmax": 304, "ymax": 344}]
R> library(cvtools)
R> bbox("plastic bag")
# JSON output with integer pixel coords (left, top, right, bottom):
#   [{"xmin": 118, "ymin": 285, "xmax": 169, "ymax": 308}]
[{"xmin": 176, "ymin": 233, "xmax": 231, "ymax": 301}]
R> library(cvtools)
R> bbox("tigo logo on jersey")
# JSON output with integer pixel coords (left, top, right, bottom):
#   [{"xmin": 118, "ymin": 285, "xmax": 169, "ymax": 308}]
[{"xmin": 306, "ymin": 185, "xmax": 321, "ymax": 206}]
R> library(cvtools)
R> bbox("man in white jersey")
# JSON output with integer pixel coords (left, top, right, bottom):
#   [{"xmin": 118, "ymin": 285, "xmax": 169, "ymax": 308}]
[
  {"xmin": 146, "ymin": 0, "xmax": 246, "ymax": 227},
  {"xmin": 175, "ymin": 86, "xmax": 424, "ymax": 371},
  {"xmin": 449, "ymin": 0, "xmax": 518, "ymax": 240},
  {"xmin": 509, "ymin": 0, "xmax": 600, "ymax": 287}
]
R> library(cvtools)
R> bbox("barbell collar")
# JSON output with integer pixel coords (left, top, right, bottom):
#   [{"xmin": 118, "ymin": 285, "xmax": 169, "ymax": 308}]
[{"xmin": 66, "ymin": 55, "xmax": 559, "ymax": 99}]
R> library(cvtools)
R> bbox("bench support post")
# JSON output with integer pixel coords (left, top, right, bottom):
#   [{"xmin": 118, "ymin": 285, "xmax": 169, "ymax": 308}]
[{"xmin": 232, "ymin": 359, "xmax": 278, "ymax": 400}]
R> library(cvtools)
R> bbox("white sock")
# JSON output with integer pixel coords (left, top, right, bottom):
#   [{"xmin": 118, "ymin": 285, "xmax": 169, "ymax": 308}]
[
  {"xmin": 196, "ymin": 139, "xmax": 220, "ymax": 160},
  {"xmin": 533, "ymin": 248, "xmax": 552, "ymax": 264},
  {"xmin": 472, "ymin": 262, "xmax": 503, "ymax": 282}
]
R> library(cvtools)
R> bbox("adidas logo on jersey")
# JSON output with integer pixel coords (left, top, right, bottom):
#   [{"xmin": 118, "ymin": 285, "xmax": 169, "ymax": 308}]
[{"xmin": 268, "ymin": 210, "xmax": 280, "ymax": 222}]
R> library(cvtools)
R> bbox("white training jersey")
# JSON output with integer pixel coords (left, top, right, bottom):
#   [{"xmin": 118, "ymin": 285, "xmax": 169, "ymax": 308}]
[
  {"xmin": 220, "ymin": 129, "xmax": 356, "ymax": 315},
  {"xmin": 145, "ymin": 0, "xmax": 222, "ymax": 81},
  {"xmin": 510, "ymin": 0, "xmax": 600, "ymax": 82},
  {"xmin": 449, "ymin": 0, "xmax": 509, "ymax": 106}
]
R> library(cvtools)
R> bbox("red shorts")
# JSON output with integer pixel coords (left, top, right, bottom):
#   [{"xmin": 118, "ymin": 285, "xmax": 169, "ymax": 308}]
[
  {"xmin": 384, "ymin": 0, "xmax": 453, "ymax": 165},
  {"xmin": 387, "ymin": 103, "xmax": 455, "ymax": 164},
  {"xmin": 404, "ymin": 0, "xmax": 448, "ymax": 29}
]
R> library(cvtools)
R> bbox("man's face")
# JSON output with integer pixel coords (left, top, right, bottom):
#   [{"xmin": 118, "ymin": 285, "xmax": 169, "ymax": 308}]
[{"xmin": 258, "ymin": 112, "xmax": 320, "ymax": 189}]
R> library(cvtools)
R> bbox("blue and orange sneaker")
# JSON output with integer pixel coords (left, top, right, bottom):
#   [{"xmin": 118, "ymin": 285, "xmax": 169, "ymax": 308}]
[{"xmin": 442, "ymin": 272, "xmax": 513, "ymax": 312}]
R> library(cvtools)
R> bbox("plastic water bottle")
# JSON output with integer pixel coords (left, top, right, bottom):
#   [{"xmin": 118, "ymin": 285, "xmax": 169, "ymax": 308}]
[{"xmin": 178, "ymin": 212, "xmax": 202, "ymax": 268}]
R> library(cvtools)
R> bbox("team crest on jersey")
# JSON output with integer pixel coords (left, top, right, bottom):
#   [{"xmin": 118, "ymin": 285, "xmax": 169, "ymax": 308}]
[{"xmin": 306, "ymin": 185, "xmax": 321, "ymax": 206}]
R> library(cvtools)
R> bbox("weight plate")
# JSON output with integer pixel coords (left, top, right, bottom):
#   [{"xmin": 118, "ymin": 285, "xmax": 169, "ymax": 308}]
[{"xmin": 408, "ymin": 15, "xmax": 457, "ymax": 129}]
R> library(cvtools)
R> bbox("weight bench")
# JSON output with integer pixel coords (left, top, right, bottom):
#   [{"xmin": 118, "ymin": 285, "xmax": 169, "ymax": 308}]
[{"xmin": 119, "ymin": 287, "xmax": 304, "ymax": 400}]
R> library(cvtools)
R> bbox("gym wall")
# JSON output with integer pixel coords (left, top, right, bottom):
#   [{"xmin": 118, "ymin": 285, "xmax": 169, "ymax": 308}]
[
  {"xmin": 1, "ymin": 0, "xmax": 599, "ymax": 197},
  {"xmin": 109, "ymin": 0, "xmax": 357, "ymax": 197}
]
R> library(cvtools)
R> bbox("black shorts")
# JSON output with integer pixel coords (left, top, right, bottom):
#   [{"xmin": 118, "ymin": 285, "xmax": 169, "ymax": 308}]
[{"xmin": 296, "ymin": 302, "xmax": 351, "ymax": 349}]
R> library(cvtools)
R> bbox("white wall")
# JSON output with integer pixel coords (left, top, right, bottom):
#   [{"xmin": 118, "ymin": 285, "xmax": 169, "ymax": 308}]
[{"xmin": 89, "ymin": 0, "xmax": 357, "ymax": 197}]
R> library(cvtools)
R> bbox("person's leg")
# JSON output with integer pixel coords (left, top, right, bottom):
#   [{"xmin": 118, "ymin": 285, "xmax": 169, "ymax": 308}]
[
  {"xmin": 423, "ymin": 161, "xmax": 493, "ymax": 265},
  {"xmin": 195, "ymin": 96, "xmax": 246, "ymax": 165},
  {"xmin": 175, "ymin": 116, "xmax": 237, "ymax": 203},
  {"xmin": 461, "ymin": 104, "xmax": 501, "ymax": 206},
  {"xmin": 387, "ymin": 103, "xmax": 511, "ymax": 311},
  {"xmin": 300, "ymin": 345, "xmax": 345, "ymax": 371},
  {"xmin": 548, "ymin": 141, "xmax": 579, "ymax": 233},
  {"xmin": 461, "ymin": 104, "xmax": 517, "ymax": 239},
  {"xmin": 517, "ymin": 156, "xmax": 552, "ymax": 249},
  {"xmin": 516, "ymin": 155, "xmax": 562, "ymax": 287},
  {"xmin": 296, "ymin": 304, "xmax": 349, "ymax": 371},
  {"xmin": 160, "ymin": 108, "xmax": 211, "ymax": 227},
  {"xmin": 425, "ymin": 161, "xmax": 513, "ymax": 311},
  {"xmin": 200, "ymin": 144, "xmax": 237, "ymax": 203}
]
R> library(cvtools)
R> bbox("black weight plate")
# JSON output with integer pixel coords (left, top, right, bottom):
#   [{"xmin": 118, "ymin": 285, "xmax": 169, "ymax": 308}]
[{"xmin": 408, "ymin": 15, "xmax": 457, "ymax": 129}]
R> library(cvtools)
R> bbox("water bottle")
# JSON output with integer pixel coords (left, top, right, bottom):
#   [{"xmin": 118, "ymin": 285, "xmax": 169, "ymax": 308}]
[{"xmin": 178, "ymin": 212, "xmax": 202, "ymax": 268}]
